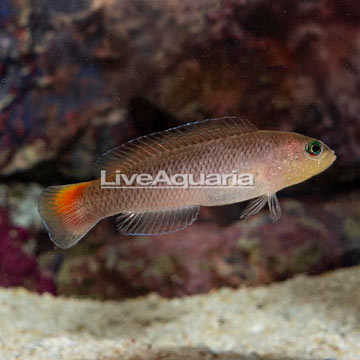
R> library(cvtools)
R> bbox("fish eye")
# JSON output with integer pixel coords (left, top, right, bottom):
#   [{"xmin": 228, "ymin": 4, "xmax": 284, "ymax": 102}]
[{"xmin": 305, "ymin": 140, "xmax": 323, "ymax": 157}]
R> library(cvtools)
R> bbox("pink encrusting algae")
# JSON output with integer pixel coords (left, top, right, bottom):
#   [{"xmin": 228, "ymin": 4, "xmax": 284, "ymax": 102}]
[{"xmin": 38, "ymin": 117, "xmax": 336, "ymax": 249}]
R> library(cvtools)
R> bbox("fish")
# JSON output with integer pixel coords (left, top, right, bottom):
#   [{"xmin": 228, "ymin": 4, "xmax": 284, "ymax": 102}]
[{"xmin": 38, "ymin": 117, "xmax": 336, "ymax": 249}]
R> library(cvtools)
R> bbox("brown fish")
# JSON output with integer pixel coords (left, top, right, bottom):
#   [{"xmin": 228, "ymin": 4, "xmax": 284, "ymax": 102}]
[{"xmin": 38, "ymin": 117, "xmax": 336, "ymax": 248}]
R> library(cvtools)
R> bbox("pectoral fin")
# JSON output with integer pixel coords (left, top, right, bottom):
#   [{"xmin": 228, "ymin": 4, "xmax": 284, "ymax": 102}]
[
  {"xmin": 268, "ymin": 193, "xmax": 282, "ymax": 222},
  {"xmin": 240, "ymin": 193, "xmax": 282, "ymax": 222},
  {"xmin": 240, "ymin": 195, "xmax": 268, "ymax": 220}
]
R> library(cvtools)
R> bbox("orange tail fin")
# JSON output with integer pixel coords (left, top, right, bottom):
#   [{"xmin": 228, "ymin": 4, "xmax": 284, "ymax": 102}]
[{"xmin": 38, "ymin": 182, "xmax": 98, "ymax": 249}]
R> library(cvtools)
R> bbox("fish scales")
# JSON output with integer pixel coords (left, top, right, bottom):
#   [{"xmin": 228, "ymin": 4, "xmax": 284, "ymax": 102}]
[
  {"xmin": 38, "ymin": 117, "xmax": 336, "ymax": 248},
  {"xmin": 86, "ymin": 132, "xmax": 271, "ymax": 214}
]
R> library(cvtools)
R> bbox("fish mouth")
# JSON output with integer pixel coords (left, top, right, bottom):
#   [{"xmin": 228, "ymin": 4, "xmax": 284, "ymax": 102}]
[
  {"xmin": 330, "ymin": 150, "xmax": 337, "ymax": 163},
  {"xmin": 325, "ymin": 149, "xmax": 337, "ymax": 165}
]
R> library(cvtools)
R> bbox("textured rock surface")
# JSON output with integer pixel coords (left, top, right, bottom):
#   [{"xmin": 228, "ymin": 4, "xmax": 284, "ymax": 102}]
[
  {"xmin": 1, "ymin": 266, "xmax": 360, "ymax": 360},
  {"xmin": 0, "ymin": 184, "xmax": 55, "ymax": 293},
  {"xmin": 1, "ymin": 0, "xmax": 360, "ymax": 177}
]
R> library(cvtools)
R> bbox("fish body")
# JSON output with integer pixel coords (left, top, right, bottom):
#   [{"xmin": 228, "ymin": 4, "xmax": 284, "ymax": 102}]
[{"xmin": 38, "ymin": 117, "xmax": 336, "ymax": 248}]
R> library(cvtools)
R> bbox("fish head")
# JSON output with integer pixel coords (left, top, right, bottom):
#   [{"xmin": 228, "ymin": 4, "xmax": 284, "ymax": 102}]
[{"xmin": 270, "ymin": 132, "xmax": 336, "ymax": 189}]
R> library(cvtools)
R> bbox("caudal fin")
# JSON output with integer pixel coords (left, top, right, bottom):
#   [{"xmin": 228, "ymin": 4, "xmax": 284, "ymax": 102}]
[{"xmin": 38, "ymin": 182, "xmax": 98, "ymax": 249}]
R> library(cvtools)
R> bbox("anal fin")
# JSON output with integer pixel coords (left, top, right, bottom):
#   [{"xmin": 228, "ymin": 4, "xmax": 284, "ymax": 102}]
[{"xmin": 116, "ymin": 205, "xmax": 200, "ymax": 235}]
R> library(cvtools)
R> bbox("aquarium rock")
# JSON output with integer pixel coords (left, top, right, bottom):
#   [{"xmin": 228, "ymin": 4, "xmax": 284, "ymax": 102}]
[{"xmin": 1, "ymin": 266, "xmax": 360, "ymax": 359}]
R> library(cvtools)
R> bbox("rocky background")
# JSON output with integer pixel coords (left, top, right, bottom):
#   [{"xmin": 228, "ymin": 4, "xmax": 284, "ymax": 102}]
[{"xmin": 0, "ymin": 0, "xmax": 359, "ymax": 299}]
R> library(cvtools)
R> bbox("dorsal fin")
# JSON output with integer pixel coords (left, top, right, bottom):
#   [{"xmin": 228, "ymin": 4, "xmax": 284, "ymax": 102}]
[{"xmin": 95, "ymin": 117, "xmax": 257, "ymax": 177}]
